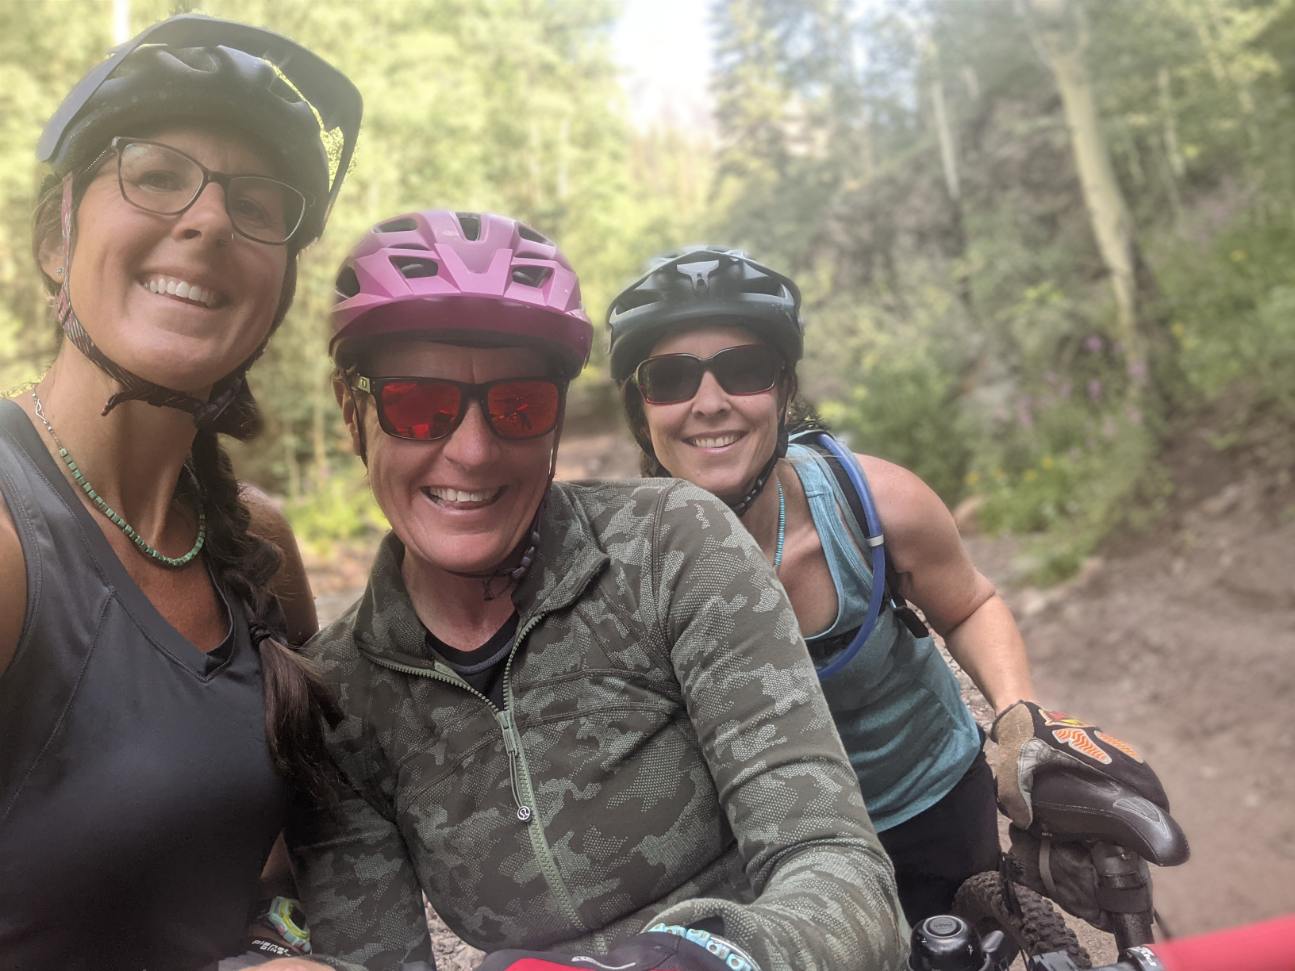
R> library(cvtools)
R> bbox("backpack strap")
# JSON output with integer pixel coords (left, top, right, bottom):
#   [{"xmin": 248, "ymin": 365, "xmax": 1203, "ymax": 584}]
[{"xmin": 792, "ymin": 431, "xmax": 929, "ymax": 639}]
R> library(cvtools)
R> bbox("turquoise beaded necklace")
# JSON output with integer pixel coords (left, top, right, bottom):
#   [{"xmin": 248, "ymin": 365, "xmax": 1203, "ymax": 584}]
[{"xmin": 32, "ymin": 389, "xmax": 206, "ymax": 569}]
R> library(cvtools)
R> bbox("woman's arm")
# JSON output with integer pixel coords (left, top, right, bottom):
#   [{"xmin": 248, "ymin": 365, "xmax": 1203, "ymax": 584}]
[
  {"xmin": 650, "ymin": 482, "xmax": 909, "ymax": 971},
  {"xmin": 286, "ymin": 761, "xmax": 434, "ymax": 970},
  {"xmin": 242, "ymin": 484, "xmax": 319, "ymax": 645},
  {"xmin": 861, "ymin": 454, "xmax": 1036, "ymax": 714},
  {"xmin": 0, "ymin": 497, "xmax": 27, "ymax": 679}
]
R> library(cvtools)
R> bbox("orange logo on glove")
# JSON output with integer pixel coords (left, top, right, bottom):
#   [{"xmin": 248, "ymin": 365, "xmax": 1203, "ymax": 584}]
[
  {"xmin": 1052, "ymin": 727, "xmax": 1113, "ymax": 764},
  {"xmin": 1043, "ymin": 709, "xmax": 1093, "ymax": 729},
  {"xmin": 1096, "ymin": 731, "xmax": 1143, "ymax": 762}
]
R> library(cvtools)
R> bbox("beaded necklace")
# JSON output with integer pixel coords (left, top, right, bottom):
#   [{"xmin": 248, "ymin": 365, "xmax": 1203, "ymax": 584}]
[{"xmin": 32, "ymin": 389, "xmax": 206, "ymax": 569}]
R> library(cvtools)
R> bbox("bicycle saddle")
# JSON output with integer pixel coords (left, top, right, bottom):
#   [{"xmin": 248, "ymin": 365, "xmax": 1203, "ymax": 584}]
[{"xmin": 1030, "ymin": 771, "xmax": 1190, "ymax": 866}]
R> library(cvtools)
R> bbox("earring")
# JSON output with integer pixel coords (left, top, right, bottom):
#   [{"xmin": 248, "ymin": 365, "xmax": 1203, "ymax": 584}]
[{"xmin": 54, "ymin": 266, "xmax": 65, "ymax": 277}]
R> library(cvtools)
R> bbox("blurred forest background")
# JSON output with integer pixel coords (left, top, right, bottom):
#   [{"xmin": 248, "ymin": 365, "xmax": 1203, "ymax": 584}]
[{"xmin": 2, "ymin": 0, "xmax": 1294, "ymax": 579}]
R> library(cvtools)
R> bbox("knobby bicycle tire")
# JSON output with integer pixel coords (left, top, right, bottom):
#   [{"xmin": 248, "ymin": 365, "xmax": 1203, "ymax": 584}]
[{"xmin": 953, "ymin": 870, "xmax": 1093, "ymax": 968}]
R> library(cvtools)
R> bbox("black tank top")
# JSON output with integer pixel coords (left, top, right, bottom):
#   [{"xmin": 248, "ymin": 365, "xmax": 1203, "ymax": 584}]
[{"xmin": 0, "ymin": 400, "xmax": 288, "ymax": 970}]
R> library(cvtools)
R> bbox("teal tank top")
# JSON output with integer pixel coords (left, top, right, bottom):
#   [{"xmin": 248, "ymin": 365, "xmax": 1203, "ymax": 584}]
[{"xmin": 787, "ymin": 442, "xmax": 981, "ymax": 831}]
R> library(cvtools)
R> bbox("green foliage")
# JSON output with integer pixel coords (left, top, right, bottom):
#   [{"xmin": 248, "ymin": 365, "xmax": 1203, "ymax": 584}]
[
  {"xmin": 806, "ymin": 284, "xmax": 972, "ymax": 504},
  {"xmin": 707, "ymin": 0, "xmax": 1295, "ymax": 584},
  {"xmin": 971, "ymin": 387, "xmax": 1162, "ymax": 583},
  {"xmin": 1157, "ymin": 218, "xmax": 1295, "ymax": 418},
  {"xmin": 282, "ymin": 465, "xmax": 388, "ymax": 560},
  {"xmin": 0, "ymin": 0, "xmax": 710, "ymax": 549},
  {"xmin": 6, "ymin": 0, "xmax": 1295, "ymax": 573}
]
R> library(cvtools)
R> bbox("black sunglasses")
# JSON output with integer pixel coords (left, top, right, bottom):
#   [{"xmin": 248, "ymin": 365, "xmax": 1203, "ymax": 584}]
[
  {"xmin": 633, "ymin": 344, "xmax": 784, "ymax": 405},
  {"xmin": 351, "ymin": 374, "xmax": 563, "ymax": 442},
  {"xmin": 108, "ymin": 138, "xmax": 308, "ymax": 245}
]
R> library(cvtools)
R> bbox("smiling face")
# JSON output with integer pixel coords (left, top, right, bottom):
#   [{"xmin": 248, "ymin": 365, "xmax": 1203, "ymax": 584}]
[
  {"xmin": 640, "ymin": 324, "xmax": 786, "ymax": 503},
  {"xmin": 346, "ymin": 339, "xmax": 559, "ymax": 577},
  {"xmin": 43, "ymin": 125, "xmax": 290, "ymax": 395}
]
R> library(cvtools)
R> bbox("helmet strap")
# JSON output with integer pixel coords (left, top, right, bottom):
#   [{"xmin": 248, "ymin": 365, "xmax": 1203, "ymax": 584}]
[
  {"xmin": 728, "ymin": 451, "xmax": 780, "ymax": 518},
  {"xmin": 655, "ymin": 408, "xmax": 791, "ymax": 518},
  {"xmin": 54, "ymin": 175, "xmax": 261, "ymax": 430}
]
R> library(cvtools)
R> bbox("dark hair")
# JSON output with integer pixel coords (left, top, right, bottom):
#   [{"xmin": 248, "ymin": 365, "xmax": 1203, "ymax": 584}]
[
  {"xmin": 31, "ymin": 154, "xmax": 334, "ymax": 796},
  {"xmin": 191, "ymin": 428, "xmax": 337, "ymax": 795},
  {"xmin": 619, "ymin": 365, "xmax": 801, "ymax": 477}
]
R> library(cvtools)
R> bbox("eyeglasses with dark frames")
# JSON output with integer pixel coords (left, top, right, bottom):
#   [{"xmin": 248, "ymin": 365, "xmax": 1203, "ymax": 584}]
[{"xmin": 106, "ymin": 137, "xmax": 309, "ymax": 245}]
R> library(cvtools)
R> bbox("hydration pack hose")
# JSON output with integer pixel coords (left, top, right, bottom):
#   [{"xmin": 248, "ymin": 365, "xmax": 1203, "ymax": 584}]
[{"xmin": 799, "ymin": 430, "xmax": 889, "ymax": 681}]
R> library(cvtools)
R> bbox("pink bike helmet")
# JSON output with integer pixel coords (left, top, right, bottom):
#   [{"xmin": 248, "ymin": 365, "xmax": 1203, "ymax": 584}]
[{"xmin": 330, "ymin": 209, "xmax": 592, "ymax": 378}]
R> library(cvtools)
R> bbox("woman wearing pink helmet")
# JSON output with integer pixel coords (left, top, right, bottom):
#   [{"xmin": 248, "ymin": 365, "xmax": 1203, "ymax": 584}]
[{"xmin": 285, "ymin": 210, "xmax": 908, "ymax": 971}]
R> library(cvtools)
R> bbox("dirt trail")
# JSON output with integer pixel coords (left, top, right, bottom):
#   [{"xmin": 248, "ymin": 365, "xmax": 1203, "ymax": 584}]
[
  {"xmin": 307, "ymin": 423, "xmax": 1294, "ymax": 965},
  {"xmin": 967, "ymin": 464, "xmax": 1295, "ymax": 938}
]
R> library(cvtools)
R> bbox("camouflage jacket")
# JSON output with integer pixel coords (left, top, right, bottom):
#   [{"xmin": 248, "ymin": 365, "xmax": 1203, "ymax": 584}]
[{"xmin": 288, "ymin": 479, "xmax": 908, "ymax": 971}]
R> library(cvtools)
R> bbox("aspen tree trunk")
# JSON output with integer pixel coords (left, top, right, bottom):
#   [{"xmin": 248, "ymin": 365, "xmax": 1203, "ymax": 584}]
[
  {"xmin": 1158, "ymin": 67, "xmax": 1185, "ymax": 231},
  {"xmin": 112, "ymin": 0, "xmax": 130, "ymax": 43},
  {"xmin": 1022, "ymin": 0, "xmax": 1146, "ymax": 383},
  {"xmin": 927, "ymin": 38, "xmax": 975, "ymax": 323}
]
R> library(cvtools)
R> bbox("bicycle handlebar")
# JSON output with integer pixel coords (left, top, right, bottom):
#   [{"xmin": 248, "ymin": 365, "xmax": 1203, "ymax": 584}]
[
  {"xmin": 909, "ymin": 913, "xmax": 1295, "ymax": 971},
  {"xmin": 1029, "ymin": 913, "xmax": 1295, "ymax": 971}
]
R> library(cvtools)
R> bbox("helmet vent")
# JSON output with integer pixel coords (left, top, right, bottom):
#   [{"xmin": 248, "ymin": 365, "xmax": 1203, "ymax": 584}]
[
  {"xmin": 335, "ymin": 266, "xmax": 361, "ymax": 300},
  {"xmin": 517, "ymin": 224, "xmax": 549, "ymax": 244},
  {"xmin": 391, "ymin": 256, "xmax": 439, "ymax": 279},
  {"xmin": 613, "ymin": 289, "xmax": 659, "ymax": 313},
  {"xmin": 456, "ymin": 212, "xmax": 482, "ymax": 241},
  {"xmin": 511, "ymin": 266, "xmax": 552, "ymax": 288},
  {"xmin": 377, "ymin": 216, "xmax": 418, "ymax": 234},
  {"xmin": 745, "ymin": 277, "xmax": 785, "ymax": 297}
]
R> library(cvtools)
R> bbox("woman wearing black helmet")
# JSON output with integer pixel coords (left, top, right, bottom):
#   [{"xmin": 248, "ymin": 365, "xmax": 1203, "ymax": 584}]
[
  {"xmin": 0, "ymin": 15, "xmax": 361, "ymax": 968},
  {"xmin": 608, "ymin": 249, "xmax": 1168, "ymax": 924}
]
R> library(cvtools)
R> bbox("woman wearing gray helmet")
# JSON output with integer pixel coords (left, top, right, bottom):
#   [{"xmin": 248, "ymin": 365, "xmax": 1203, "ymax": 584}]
[
  {"xmin": 0, "ymin": 15, "xmax": 360, "ymax": 968},
  {"xmin": 608, "ymin": 249, "xmax": 1168, "ymax": 925}
]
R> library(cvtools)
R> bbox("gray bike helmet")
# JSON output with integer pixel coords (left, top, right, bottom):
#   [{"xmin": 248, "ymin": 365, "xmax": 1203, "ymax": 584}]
[{"xmin": 606, "ymin": 246, "xmax": 803, "ymax": 383}]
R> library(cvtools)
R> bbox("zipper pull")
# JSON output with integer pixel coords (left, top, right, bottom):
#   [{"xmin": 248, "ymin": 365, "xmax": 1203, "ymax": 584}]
[{"xmin": 497, "ymin": 709, "xmax": 533, "ymax": 823}]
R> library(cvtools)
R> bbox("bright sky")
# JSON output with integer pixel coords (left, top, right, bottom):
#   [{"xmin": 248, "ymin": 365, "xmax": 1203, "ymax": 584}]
[{"xmin": 612, "ymin": 0, "xmax": 715, "ymax": 132}]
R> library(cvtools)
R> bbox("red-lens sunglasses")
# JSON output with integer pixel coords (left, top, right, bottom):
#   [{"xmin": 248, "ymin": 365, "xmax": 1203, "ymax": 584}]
[{"xmin": 350, "ymin": 374, "xmax": 562, "ymax": 442}]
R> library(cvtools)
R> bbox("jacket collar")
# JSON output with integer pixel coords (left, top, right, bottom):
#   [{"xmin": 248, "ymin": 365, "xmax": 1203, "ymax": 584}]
[{"xmin": 352, "ymin": 482, "xmax": 609, "ymax": 662}]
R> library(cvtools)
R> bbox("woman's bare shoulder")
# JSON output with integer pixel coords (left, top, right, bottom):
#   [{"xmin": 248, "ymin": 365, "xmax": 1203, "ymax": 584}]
[
  {"xmin": 240, "ymin": 482, "xmax": 294, "ymax": 548},
  {"xmin": 239, "ymin": 482, "xmax": 318, "ymax": 644},
  {"xmin": 855, "ymin": 453, "xmax": 950, "ymax": 521}
]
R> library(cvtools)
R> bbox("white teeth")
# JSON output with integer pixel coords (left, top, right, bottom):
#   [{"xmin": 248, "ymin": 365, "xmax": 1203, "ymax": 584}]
[
  {"xmin": 428, "ymin": 486, "xmax": 498, "ymax": 504},
  {"xmin": 142, "ymin": 276, "xmax": 219, "ymax": 308},
  {"xmin": 691, "ymin": 434, "xmax": 741, "ymax": 449}
]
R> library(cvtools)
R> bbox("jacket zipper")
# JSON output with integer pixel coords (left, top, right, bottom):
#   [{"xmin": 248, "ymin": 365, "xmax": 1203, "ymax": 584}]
[
  {"xmin": 361, "ymin": 652, "xmax": 538, "ymax": 817},
  {"xmin": 362, "ymin": 613, "xmax": 587, "ymax": 931},
  {"xmin": 498, "ymin": 611, "xmax": 542, "ymax": 823}
]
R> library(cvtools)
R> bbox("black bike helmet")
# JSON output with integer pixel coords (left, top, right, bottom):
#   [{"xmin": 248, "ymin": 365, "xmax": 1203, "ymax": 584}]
[
  {"xmin": 37, "ymin": 14, "xmax": 363, "ymax": 429},
  {"xmin": 606, "ymin": 246, "xmax": 803, "ymax": 383},
  {"xmin": 40, "ymin": 14, "xmax": 362, "ymax": 245}
]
